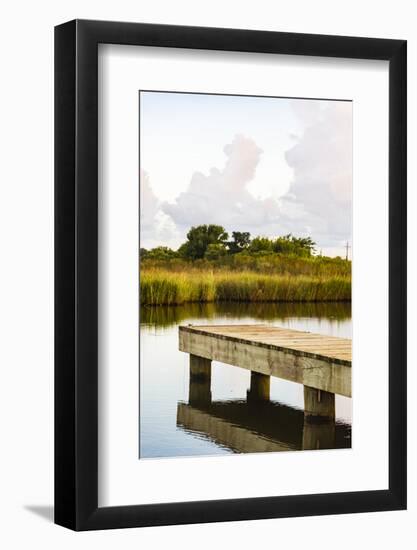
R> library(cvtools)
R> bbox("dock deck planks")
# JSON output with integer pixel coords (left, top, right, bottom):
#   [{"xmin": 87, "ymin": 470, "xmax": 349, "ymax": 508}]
[
  {"xmin": 181, "ymin": 325, "xmax": 351, "ymax": 365},
  {"xmin": 179, "ymin": 324, "xmax": 352, "ymax": 398}
]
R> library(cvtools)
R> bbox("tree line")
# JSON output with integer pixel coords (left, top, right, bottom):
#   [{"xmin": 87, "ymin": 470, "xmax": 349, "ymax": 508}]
[{"xmin": 140, "ymin": 224, "xmax": 317, "ymax": 261}]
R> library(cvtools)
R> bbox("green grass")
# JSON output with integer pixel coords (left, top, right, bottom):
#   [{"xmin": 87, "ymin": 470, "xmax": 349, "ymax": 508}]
[
  {"xmin": 142, "ymin": 253, "xmax": 351, "ymax": 278},
  {"xmin": 140, "ymin": 269, "xmax": 351, "ymax": 305}
]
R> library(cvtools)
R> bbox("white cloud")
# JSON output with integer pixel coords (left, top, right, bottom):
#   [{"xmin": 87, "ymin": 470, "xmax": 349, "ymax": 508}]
[
  {"xmin": 281, "ymin": 101, "xmax": 352, "ymax": 248},
  {"xmin": 162, "ymin": 134, "xmax": 283, "ymax": 235},
  {"xmin": 140, "ymin": 170, "xmax": 159, "ymax": 230},
  {"xmin": 140, "ymin": 100, "xmax": 352, "ymax": 254},
  {"xmin": 140, "ymin": 170, "xmax": 181, "ymax": 248}
]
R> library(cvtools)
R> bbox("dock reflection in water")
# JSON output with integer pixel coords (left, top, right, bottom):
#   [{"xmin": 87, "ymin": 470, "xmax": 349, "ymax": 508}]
[
  {"xmin": 140, "ymin": 302, "xmax": 352, "ymax": 458},
  {"xmin": 177, "ymin": 373, "xmax": 351, "ymax": 453}
]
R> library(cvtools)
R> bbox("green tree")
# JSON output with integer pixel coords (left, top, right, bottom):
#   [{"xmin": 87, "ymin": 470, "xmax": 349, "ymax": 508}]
[
  {"xmin": 248, "ymin": 236, "xmax": 274, "ymax": 253},
  {"xmin": 295, "ymin": 236, "xmax": 316, "ymax": 255},
  {"xmin": 273, "ymin": 234, "xmax": 316, "ymax": 257},
  {"xmin": 228, "ymin": 231, "xmax": 251, "ymax": 254},
  {"xmin": 179, "ymin": 224, "xmax": 229, "ymax": 259},
  {"xmin": 205, "ymin": 243, "xmax": 227, "ymax": 260},
  {"xmin": 145, "ymin": 246, "xmax": 178, "ymax": 260}
]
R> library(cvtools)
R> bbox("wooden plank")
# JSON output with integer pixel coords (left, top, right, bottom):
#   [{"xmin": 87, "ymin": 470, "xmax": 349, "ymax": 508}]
[
  {"xmin": 180, "ymin": 325, "xmax": 352, "ymax": 365},
  {"xmin": 304, "ymin": 386, "xmax": 335, "ymax": 419},
  {"xmin": 179, "ymin": 324, "xmax": 352, "ymax": 397},
  {"xmin": 189, "ymin": 325, "xmax": 350, "ymax": 342}
]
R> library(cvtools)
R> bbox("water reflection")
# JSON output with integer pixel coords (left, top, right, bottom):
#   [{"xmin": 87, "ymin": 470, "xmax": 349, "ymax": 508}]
[
  {"xmin": 141, "ymin": 301, "xmax": 351, "ymax": 329},
  {"xmin": 140, "ymin": 302, "xmax": 352, "ymax": 459},
  {"xmin": 177, "ymin": 371, "xmax": 351, "ymax": 453}
]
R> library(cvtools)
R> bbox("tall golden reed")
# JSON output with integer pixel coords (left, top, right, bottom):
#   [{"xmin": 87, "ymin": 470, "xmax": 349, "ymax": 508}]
[{"xmin": 140, "ymin": 269, "xmax": 351, "ymax": 305}]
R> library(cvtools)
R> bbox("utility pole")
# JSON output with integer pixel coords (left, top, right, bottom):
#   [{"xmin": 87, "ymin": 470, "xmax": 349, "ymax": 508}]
[{"xmin": 345, "ymin": 241, "xmax": 351, "ymax": 261}]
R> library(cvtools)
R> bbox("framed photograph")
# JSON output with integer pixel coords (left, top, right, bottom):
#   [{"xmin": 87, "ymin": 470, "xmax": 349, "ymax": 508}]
[{"xmin": 55, "ymin": 19, "xmax": 406, "ymax": 530}]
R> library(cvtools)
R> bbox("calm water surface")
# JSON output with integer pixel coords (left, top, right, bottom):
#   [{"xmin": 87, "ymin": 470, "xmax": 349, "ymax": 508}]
[{"xmin": 140, "ymin": 302, "xmax": 352, "ymax": 459}]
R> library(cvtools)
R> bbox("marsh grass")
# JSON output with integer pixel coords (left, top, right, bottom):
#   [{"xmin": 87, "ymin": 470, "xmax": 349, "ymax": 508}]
[
  {"xmin": 142, "ymin": 253, "xmax": 351, "ymax": 278},
  {"xmin": 140, "ymin": 269, "xmax": 351, "ymax": 305}
]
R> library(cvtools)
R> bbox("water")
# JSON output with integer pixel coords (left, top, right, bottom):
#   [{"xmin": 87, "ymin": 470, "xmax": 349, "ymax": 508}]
[{"xmin": 140, "ymin": 302, "xmax": 352, "ymax": 459}]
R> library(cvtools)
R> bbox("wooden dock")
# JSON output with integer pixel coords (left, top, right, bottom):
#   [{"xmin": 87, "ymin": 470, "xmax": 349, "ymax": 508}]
[{"xmin": 179, "ymin": 324, "xmax": 352, "ymax": 419}]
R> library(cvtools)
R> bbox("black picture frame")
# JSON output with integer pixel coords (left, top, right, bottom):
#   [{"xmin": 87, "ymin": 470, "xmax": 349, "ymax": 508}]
[{"xmin": 55, "ymin": 19, "xmax": 407, "ymax": 531}]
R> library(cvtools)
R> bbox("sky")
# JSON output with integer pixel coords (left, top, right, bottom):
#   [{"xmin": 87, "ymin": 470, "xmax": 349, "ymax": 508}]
[{"xmin": 140, "ymin": 91, "xmax": 352, "ymax": 257}]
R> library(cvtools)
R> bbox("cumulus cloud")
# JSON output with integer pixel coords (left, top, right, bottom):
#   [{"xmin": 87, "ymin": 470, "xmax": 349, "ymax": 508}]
[
  {"xmin": 140, "ymin": 170, "xmax": 159, "ymax": 230},
  {"xmin": 141, "ymin": 102, "xmax": 352, "ymax": 253},
  {"xmin": 281, "ymin": 101, "xmax": 352, "ymax": 248},
  {"xmin": 140, "ymin": 170, "xmax": 181, "ymax": 248},
  {"xmin": 162, "ymin": 134, "xmax": 283, "ymax": 233}
]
